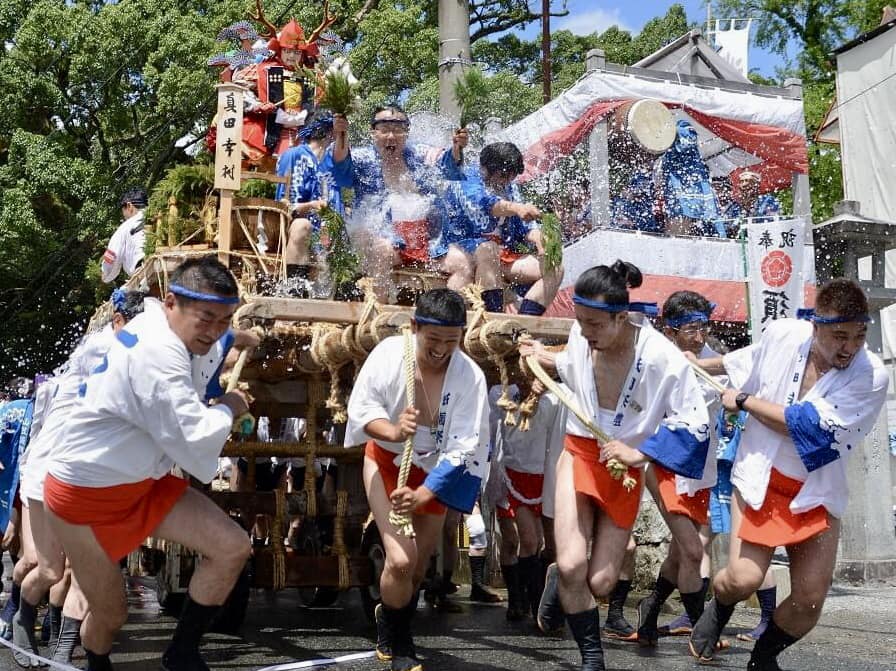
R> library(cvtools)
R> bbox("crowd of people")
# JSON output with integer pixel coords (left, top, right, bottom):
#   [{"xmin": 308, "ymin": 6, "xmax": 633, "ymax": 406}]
[{"xmin": 0, "ymin": 253, "xmax": 886, "ymax": 671}]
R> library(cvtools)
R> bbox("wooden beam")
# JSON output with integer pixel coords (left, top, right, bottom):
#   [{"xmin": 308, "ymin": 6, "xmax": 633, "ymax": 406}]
[
  {"xmin": 253, "ymin": 551, "xmax": 373, "ymax": 588},
  {"xmin": 237, "ymin": 297, "xmax": 573, "ymax": 341},
  {"xmin": 221, "ymin": 442, "xmax": 364, "ymax": 460}
]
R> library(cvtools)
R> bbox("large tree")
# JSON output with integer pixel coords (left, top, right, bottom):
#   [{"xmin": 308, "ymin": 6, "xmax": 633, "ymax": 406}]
[{"xmin": 0, "ymin": 0, "xmax": 568, "ymax": 378}]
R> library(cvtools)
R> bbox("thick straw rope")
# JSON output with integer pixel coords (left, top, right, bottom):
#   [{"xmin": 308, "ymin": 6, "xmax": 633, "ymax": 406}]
[
  {"xmin": 388, "ymin": 326, "xmax": 417, "ymax": 537},
  {"xmin": 332, "ymin": 490, "xmax": 350, "ymax": 589},
  {"xmin": 524, "ymin": 354, "xmax": 637, "ymax": 492}
]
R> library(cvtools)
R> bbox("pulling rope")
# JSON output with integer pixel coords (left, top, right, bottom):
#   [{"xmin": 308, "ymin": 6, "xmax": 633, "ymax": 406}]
[
  {"xmin": 226, "ymin": 346, "xmax": 256, "ymax": 436},
  {"xmin": 524, "ymin": 354, "xmax": 637, "ymax": 492},
  {"xmin": 688, "ymin": 360, "xmax": 727, "ymax": 394},
  {"xmin": 388, "ymin": 325, "xmax": 416, "ymax": 537}
]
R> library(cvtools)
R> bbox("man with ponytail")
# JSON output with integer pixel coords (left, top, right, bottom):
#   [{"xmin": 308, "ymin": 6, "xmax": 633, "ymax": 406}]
[
  {"xmin": 519, "ymin": 260, "xmax": 710, "ymax": 671},
  {"xmin": 688, "ymin": 278, "xmax": 888, "ymax": 670}
]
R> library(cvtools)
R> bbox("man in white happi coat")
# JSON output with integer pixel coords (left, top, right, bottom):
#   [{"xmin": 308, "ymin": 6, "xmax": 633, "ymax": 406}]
[
  {"xmin": 44, "ymin": 256, "xmax": 251, "ymax": 671},
  {"xmin": 11, "ymin": 290, "xmax": 145, "ymax": 667},
  {"xmin": 688, "ymin": 278, "xmax": 888, "ymax": 671},
  {"xmin": 487, "ymin": 379, "xmax": 564, "ymax": 622},
  {"xmin": 346, "ymin": 288, "xmax": 489, "ymax": 671},
  {"xmin": 101, "ymin": 188, "xmax": 147, "ymax": 284},
  {"xmin": 520, "ymin": 261, "xmax": 710, "ymax": 671},
  {"xmin": 635, "ymin": 290, "xmax": 723, "ymax": 646}
]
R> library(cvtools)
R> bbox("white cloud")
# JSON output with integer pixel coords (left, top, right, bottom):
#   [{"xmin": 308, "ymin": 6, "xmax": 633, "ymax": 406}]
[{"xmin": 555, "ymin": 8, "xmax": 632, "ymax": 36}]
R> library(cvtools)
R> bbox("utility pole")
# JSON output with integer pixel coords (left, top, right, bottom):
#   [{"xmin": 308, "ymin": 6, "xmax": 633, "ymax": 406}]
[
  {"xmin": 438, "ymin": 0, "xmax": 472, "ymax": 123},
  {"xmin": 542, "ymin": 0, "xmax": 551, "ymax": 103}
]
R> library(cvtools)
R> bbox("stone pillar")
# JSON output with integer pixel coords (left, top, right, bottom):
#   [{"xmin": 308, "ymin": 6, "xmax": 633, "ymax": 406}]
[
  {"xmin": 813, "ymin": 204, "xmax": 896, "ymax": 581},
  {"xmin": 836, "ymin": 305, "xmax": 896, "ymax": 581}
]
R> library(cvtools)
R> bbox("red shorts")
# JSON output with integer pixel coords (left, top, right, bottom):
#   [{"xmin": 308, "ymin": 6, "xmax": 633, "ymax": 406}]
[
  {"xmin": 500, "ymin": 249, "xmax": 526, "ymax": 266},
  {"xmin": 496, "ymin": 467, "xmax": 544, "ymax": 519},
  {"xmin": 564, "ymin": 434, "xmax": 643, "ymax": 529},
  {"xmin": 44, "ymin": 473, "xmax": 189, "ymax": 562},
  {"xmin": 365, "ymin": 441, "xmax": 446, "ymax": 516},
  {"xmin": 654, "ymin": 464, "xmax": 709, "ymax": 525},
  {"xmin": 393, "ymin": 219, "xmax": 430, "ymax": 265},
  {"xmin": 738, "ymin": 469, "xmax": 830, "ymax": 548}
]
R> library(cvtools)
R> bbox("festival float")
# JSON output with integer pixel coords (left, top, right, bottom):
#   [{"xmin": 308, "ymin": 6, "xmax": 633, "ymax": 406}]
[{"xmin": 103, "ymin": 8, "xmax": 813, "ymax": 628}]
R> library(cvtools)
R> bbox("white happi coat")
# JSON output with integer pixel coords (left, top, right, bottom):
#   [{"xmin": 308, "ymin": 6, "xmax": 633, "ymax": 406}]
[
  {"xmin": 724, "ymin": 318, "xmax": 888, "ymax": 518},
  {"xmin": 555, "ymin": 314, "xmax": 710, "ymax": 479},
  {"xmin": 48, "ymin": 302, "xmax": 234, "ymax": 487},
  {"xmin": 20, "ymin": 327, "xmax": 117, "ymax": 502},
  {"xmin": 345, "ymin": 335, "xmax": 490, "ymax": 513},
  {"xmin": 101, "ymin": 210, "xmax": 146, "ymax": 283},
  {"xmin": 674, "ymin": 343, "xmax": 726, "ymax": 497},
  {"xmin": 487, "ymin": 384, "xmax": 566, "ymax": 511}
]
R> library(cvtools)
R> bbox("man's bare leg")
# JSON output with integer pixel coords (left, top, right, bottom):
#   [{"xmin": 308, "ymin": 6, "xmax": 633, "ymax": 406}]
[
  {"xmin": 364, "ymin": 456, "xmax": 444, "ymax": 670},
  {"xmin": 152, "ymin": 488, "xmax": 251, "ymax": 670},
  {"xmin": 745, "ymin": 517, "xmax": 840, "ymax": 670},
  {"xmin": 438, "ymin": 246, "xmax": 473, "ymax": 292},
  {"xmin": 503, "ymin": 255, "xmax": 564, "ymax": 315},
  {"xmin": 604, "ymin": 535, "xmax": 637, "ymax": 639},
  {"xmin": 283, "ymin": 217, "xmax": 314, "ymax": 296},
  {"xmin": 474, "ymin": 241, "xmax": 504, "ymax": 313},
  {"xmin": 365, "ymin": 238, "xmax": 401, "ymax": 303},
  {"xmin": 11, "ymin": 504, "xmax": 42, "ymax": 666},
  {"xmin": 46, "ymin": 508, "xmax": 128, "ymax": 669},
  {"xmin": 638, "ymin": 466, "xmax": 706, "ymax": 645},
  {"xmin": 690, "ymin": 492, "xmax": 773, "ymax": 661},
  {"xmin": 54, "ymin": 569, "xmax": 88, "ymax": 664}
]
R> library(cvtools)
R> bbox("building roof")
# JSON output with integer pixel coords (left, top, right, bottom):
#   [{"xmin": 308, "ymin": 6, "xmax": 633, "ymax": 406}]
[
  {"xmin": 633, "ymin": 29, "xmax": 751, "ymax": 84},
  {"xmin": 833, "ymin": 17, "xmax": 896, "ymax": 56}
]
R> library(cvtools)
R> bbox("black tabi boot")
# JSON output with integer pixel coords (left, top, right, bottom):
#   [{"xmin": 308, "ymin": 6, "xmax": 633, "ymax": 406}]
[
  {"xmin": 637, "ymin": 574, "xmax": 676, "ymax": 647},
  {"xmin": 518, "ymin": 555, "xmax": 544, "ymax": 618},
  {"xmin": 566, "ymin": 609, "xmax": 606, "ymax": 671},
  {"xmin": 46, "ymin": 604, "xmax": 62, "ymax": 648},
  {"xmin": 85, "ymin": 649, "xmax": 115, "ymax": 671},
  {"xmin": 681, "ymin": 583, "xmax": 708, "ymax": 632},
  {"xmin": 689, "ymin": 597, "xmax": 736, "ymax": 662},
  {"xmin": 536, "ymin": 562, "xmax": 564, "ymax": 636},
  {"xmin": 500, "ymin": 563, "xmax": 525, "ymax": 621},
  {"xmin": 12, "ymin": 598, "xmax": 42, "ymax": 667},
  {"xmin": 468, "ymin": 555, "xmax": 501, "ymax": 603},
  {"xmin": 390, "ymin": 598, "xmax": 422, "ymax": 671},
  {"xmin": 603, "ymin": 579, "xmax": 636, "ymax": 639},
  {"xmin": 52, "ymin": 615, "xmax": 82, "ymax": 664},
  {"xmin": 160, "ymin": 596, "xmax": 221, "ymax": 671},
  {"xmin": 740, "ymin": 586, "xmax": 777, "ymax": 641},
  {"xmin": 1, "ymin": 582, "xmax": 21, "ymax": 638},
  {"xmin": 747, "ymin": 619, "xmax": 799, "ymax": 671},
  {"xmin": 375, "ymin": 603, "xmax": 394, "ymax": 662}
]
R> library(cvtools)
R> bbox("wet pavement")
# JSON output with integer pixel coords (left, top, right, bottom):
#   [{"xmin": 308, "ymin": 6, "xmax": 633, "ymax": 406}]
[{"xmin": 1, "ymin": 576, "xmax": 895, "ymax": 670}]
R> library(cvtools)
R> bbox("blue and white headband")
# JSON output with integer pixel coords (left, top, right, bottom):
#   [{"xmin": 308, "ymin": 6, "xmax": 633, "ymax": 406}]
[
  {"xmin": 414, "ymin": 314, "xmax": 466, "ymax": 328},
  {"xmin": 110, "ymin": 288, "xmax": 128, "ymax": 312},
  {"xmin": 665, "ymin": 302, "xmax": 717, "ymax": 328},
  {"xmin": 796, "ymin": 308, "xmax": 871, "ymax": 324},
  {"xmin": 169, "ymin": 283, "xmax": 240, "ymax": 305},
  {"xmin": 573, "ymin": 293, "xmax": 658, "ymax": 316},
  {"xmin": 298, "ymin": 114, "xmax": 335, "ymax": 140}
]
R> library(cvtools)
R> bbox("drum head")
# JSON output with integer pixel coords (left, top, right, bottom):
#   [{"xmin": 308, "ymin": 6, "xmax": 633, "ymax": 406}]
[{"xmin": 627, "ymin": 99, "xmax": 676, "ymax": 154}]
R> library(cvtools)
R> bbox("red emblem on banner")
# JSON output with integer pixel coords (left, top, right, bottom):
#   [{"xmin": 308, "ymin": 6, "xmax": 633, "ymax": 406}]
[{"xmin": 760, "ymin": 250, "xmax": 793, "ymax": 287}]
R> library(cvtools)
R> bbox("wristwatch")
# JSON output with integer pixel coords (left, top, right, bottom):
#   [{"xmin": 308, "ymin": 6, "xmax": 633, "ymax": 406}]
[{"xmin": 735, "ymin": 392, "xmax": 750, "ymax": 411}]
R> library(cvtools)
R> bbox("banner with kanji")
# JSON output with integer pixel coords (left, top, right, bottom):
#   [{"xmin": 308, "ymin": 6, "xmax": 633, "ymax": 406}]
[
  {"xmin": 745, "ymin": 218, "xmax": 807, "ymax": 341},
  {"xmin": 214, "ymin": 84, "xmax": 243, "ymax": 190}
]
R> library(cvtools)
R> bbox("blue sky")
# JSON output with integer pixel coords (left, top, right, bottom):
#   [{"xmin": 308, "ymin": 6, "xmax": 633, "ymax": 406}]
[{"xmin": 512, "ymin": 0, "xmax": 789, "ymax": 77}]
